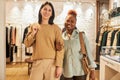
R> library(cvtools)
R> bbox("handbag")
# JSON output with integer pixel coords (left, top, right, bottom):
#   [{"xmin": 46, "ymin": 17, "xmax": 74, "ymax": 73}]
[{"xmin": 79, "ymin": 32, "xmax": 91, "ymax": 80}]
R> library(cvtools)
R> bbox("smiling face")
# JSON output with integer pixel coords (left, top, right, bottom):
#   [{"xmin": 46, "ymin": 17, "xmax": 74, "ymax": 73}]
[
  {"xmin": 64, "ymin": 15, "xmax": 76, "ymax": 33},
  {"xmin": 41, "ymin": 4, "xmax": 52, "ymax": 21}
]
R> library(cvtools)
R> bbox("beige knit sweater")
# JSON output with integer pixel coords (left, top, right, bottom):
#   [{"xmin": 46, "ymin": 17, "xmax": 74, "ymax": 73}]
[{"xmin": 24, "ymin": 23, "xmax": 64, "ymax": 67}]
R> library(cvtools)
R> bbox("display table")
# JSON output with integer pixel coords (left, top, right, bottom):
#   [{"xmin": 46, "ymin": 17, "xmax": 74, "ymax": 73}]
[{"xmin": 100, "ymin": 56, "xmax": 120, "ymax": 80}]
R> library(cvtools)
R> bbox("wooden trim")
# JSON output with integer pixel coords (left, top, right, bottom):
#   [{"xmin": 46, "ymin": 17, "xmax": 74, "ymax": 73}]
[{"xmin": 96, "ymin": 0, "xmax": 100, "ymax": 62}]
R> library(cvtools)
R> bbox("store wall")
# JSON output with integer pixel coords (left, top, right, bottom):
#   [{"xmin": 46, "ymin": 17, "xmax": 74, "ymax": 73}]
[
  {"xmin": 6, "ymin": 0, "xmax": 96, "ymax": 58},
  {"xmin": 0, "ymin": 0, "xmax": 6, "ymax": 80},
  {"xmin": 99, "ymin": 0, "xmax": 109, "ymax": 25},
  {"xmin": 109, "ymin": 0, "xmax": 120, "ymax": 9}
]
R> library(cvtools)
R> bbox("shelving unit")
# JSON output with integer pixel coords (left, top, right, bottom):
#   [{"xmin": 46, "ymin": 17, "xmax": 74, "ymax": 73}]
[{"xmin": 100, "ymin": 56, "xmax": 120, "ymax": 80}]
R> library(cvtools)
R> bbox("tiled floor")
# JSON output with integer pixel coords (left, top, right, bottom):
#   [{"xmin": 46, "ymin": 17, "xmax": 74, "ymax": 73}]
[{"xmin": 6, "ymin": 63, "xmax": 99, "ymax": 80}]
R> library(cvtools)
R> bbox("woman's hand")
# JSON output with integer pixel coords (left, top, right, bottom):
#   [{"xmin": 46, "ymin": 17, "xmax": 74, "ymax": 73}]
[
  {"xmin": 55, "ymin": 66, "xmax": 62, "ymax": 78},
  {"xmin": 32, "ymin": 26, "xmax": 38, "ymax": 35},
  {"xmin": 55, "ymin": 42, "xmax": 62, "ymax": 51}
]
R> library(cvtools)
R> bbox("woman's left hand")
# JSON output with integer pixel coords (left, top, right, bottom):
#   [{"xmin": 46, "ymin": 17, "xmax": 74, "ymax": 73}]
[
  {"xmin": 90, "ymin": 70, "xmax": 95, "ymax": 80},
  {"xmin": 55, "ymin": 42, "xmax": 62, "ymax": 51},
  {"xmin": 55, "ymin": 66, "xmax": 62, "ymax": 78}
]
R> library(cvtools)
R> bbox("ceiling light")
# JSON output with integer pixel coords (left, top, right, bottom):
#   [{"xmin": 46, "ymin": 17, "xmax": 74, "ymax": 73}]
[
  {"xmin": 14, "ymin": 0, "xmax": 17, "ymax": 2},
  {"xmin": 25, "ymin": 0, "xmax": 27, "ymax": 2}
]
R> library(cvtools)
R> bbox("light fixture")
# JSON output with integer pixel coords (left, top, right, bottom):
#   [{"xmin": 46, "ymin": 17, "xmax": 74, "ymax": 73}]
[
  {"xmin": 31, "ymin": 0, "xmax": 33, "ymax": 2},
  {"xmin": 114, "ymin": 0, "xmax": 117, "ymax": 2},
  {"xmin": 14, "ymin": 0, "xmax": 17, "ymax": 2},
  {"xmin": 92, "ymin": 3, "xmax": 96, "ymax": 6},
  {"xmin": 25, "ymin": 0, "xmax": 27, "ymax": 2},
  {"xmin": 34, "ymin": 0, "xmax": 38, "ymax": 2},
  {"xmin": 79, "ymin": 2, "xmax": 82, "ymax": 5}
]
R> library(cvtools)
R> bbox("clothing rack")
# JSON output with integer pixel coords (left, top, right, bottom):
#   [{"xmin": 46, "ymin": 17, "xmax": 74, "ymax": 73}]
[
  {"xmin": 6, "ymin": 23, "xmax": 23, "ymax": 63},
  {"xmin": 6, "ymin": 23, "xmax": 23, "ymax": 27}
]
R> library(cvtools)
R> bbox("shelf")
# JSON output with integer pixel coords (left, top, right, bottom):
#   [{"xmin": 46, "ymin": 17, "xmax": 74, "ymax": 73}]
[{"xmin": 100, "ymin": 56, "xmax": 120, "ymax": 80}]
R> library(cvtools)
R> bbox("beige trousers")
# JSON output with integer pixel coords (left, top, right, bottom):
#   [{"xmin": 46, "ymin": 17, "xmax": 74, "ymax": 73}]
[{"xmin": 29, "ymin": 59, "xmax": 59, "ymax": 80}]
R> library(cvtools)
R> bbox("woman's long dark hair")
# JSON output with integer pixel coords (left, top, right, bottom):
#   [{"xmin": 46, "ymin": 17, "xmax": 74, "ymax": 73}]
[{"xmin": 38, "ymin": 1, "xmax": 55, "ymax": 25}]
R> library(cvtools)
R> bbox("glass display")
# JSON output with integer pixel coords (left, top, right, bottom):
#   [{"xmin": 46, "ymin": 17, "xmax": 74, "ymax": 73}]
[{"xmin": 101, "ymin": 46, "xmax": 120, "ymax": 63}]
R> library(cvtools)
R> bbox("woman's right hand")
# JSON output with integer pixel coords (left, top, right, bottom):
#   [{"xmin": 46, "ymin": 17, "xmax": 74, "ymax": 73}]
[{"xmin": 32, "ymin": 26, "xmax": 38, "ymax": 35}]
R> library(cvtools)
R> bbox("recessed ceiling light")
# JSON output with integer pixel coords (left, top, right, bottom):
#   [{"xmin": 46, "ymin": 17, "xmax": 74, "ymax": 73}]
[
  {"xmin": 25, "ymin": 0, "xmax": 27, "ymax": 2},
  {"xmin": 14, "ymin": 0, "xmax": 17, "ymax": 2}
]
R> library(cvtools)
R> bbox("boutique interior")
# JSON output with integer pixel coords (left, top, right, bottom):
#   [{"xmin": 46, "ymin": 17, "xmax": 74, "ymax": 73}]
[{"xmin": 0, "ymin": 0, "xmax": 120, "ymax": 80}]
